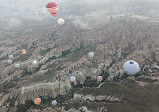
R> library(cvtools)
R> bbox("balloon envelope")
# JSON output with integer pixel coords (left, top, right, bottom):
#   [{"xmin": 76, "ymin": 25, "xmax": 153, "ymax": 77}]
[
  {"xmin": 51, "ymin": 100, "xmax": 57, "ymax": 106},
  {"xmin": 7, "ymin": 60, "xmax": 12, "ymax": 64},
  {"xmin": 15, "ymin": 63, "xmax": 20, "ymax": 68},
  {"xmin": 97, "ymin": 76, "xmax": 103, "ymax": 81},
  {"xmin": 123, "ymin": 60, "xmax": 140, "ymax": 75},
  {"xmin": 46, "ymin": 2, "xmax": 58, "ymax": 17},
  {"xmin": 32, "ymin": 60, "xmax": 37, "ymax": 65},
  {"xmin": 55, "ymin": 54, "xmax": 60, "ymax": 58},
  {"xmin": 9, "ymin": 55, "xmax": 13, "ymax": 59},
  {"xmin": 57, "ymin": 18, "xmax": 65, "ymax": 26},
  {"xmin": 88, "ymin": 52, "xmax": 94, "ymax": 58},
  {"xmin": 34, "ymin": 98, "xmax": 41, "ymax": 105},
  {"xmin": 22, "ymin": 50, "xmax": 26, "ymax": 54},
  {"xmin": 70, "ymin": 76, "xmax": 76, "ymax": 82}
]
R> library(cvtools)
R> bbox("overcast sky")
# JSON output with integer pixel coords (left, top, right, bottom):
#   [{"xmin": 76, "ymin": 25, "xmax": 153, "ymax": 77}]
[
  {"xmin": 0, "ymin": 0, "xmax": 158, "ymax": 19},
  {"xmin": 0, "ymin": 0, "xmax": 159, "ymax": 30}
]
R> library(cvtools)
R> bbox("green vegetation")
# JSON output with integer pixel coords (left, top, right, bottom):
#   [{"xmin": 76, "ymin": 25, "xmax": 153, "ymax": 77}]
[
  {"xmin": 56, "ymin": 94, "xmax": 73, "ymax": 104},
  {"xmin": 16, "ymin": 100, "xmax": 35, "ymax": 112},
  {"xmin": 62, "ymin": 50, "xmax": 71, "ymax": 57},
  {"xmin": 39, "ymin": 48, "xmax": 52, "ymax": 56},
  {"xmin": 24, "ymin": 45, "xmax": 97, "ymax": 85},
  {"xmin": 66, "ymin": 46, "xmax": 97, "ymax": 62},
  {"xmin": 21, "ymin": 44, "xmax": 28, "ymax": 49},
  {"xmin": 77, "ymin": 76, "xmax": 100, "ymax": 88},
  {"xmin": 56, "ymin": 95, "xmax": 65, "ymax": 103},
  {"xmin": 29, "ymin": 72, "xmax": 55, "ymax": 84},
  {"xmin": 136, "ymin": 77, "xmax": 158, "ymax": 83},
  {"xmin": 47, "ymin": 62, "xmax": 59, "ymax": 69},
  {"xmin": 75, "ymin": 81, "xmax": 159, "ymax": 112},
  {"xmin": 0, "ymin": 82, "xmax": 16, "ymax": 94},
  {"xmin": 13, "ymin": 48, "xmax": 35, "ymax": 62}
]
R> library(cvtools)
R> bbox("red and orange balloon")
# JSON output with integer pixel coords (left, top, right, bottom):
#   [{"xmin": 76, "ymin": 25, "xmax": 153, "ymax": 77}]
[
  {"xmin": 46, "ymin": 2, "xmax": 58, "ymax": 17},
  {"xmin": 22, "ymin": 49, "xmax": 26, "ymax": 54}
]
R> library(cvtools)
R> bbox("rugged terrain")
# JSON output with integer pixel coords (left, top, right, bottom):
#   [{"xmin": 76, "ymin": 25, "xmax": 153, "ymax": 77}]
[{"xmin": 0, "ymin": 0, "xmax": 159, "ymax": 112}]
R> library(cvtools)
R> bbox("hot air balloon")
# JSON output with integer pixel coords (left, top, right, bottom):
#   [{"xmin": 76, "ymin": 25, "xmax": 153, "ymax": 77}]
[
  {"xmin": 9, "ymin": 55, "xmax": 13, "ymax": 59},
  {"xmin": 7, "ymin": 60, "xmax": 12, "ymax": 64},
  {"xmin": 55, "ymin": 54, "xmax": 60, "ymax": 58},
  {"xmin": 32, "ymin": 60, "xmax": 37, "ymax": 65},
  {"xmin": 57, "ymin": 18, "xmax": 65, "ymax": 26},
  {"xmin": 88, "ymin": 52, "xmax": 94, "ymax": 58},
  {"xmin": 15, "ymin": 63, "xmax": 20, "ymax": 68},
  {"xmin": 70, "ymin": 76, "xmax": 76, "ymax": 82},
  {"xmin": 123, "ymin": 60, "xmax": 140, "ymax": 75},
  {"xmin": 34, "ymin": 98, "xmax": 41, "ymax": 105},
  {"xmin": 97, "ymin": 76, "xmax": 103, "ymax": 81},
  {"xmin": 51, "ymin": 100, "xmax": 57, "ymax": 106},
  {"xmin": 22, "ymin": 49, "xmax": 26, "ymax": 54},
  {"xmin": 46, "ymin": 2, "xmax": 58, "ymax": 17}
]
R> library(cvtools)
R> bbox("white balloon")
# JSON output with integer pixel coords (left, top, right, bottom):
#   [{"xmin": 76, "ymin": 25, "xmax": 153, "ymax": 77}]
[
  {"xmin": 15, "ymin": 63, "xmax": 20, "ymax": 68},
  {"xmin": 123, "ymin": 60, "xmax": 140, "ymax": 75},
  {"xmin": 9, "ymin": 55, "xmax": 13, "ymax": 59},
  {"xmin": 7, "ymin": 60, "xmax": 12, "ymax": 64},
  {"xmin": 57, "ymin": 18, "xmax": 65, "ymax": 26},
  {"xmin": 32, "ymin": 60, "xmax": 37, "ymax": 65},
  {"xmin": 88, "ymin": 52, "xmax": 94, "ymax": 58},
  {"xmin": 55, "ymin": 54, "xmax": 60, "ymax": 58},
  {"xmin": 70, "ymin": 76, "xmax": 76, "ymax": 82},
  {"xmin": 51, "ymin": 100, "xmax": 57, "ymax": 106}
]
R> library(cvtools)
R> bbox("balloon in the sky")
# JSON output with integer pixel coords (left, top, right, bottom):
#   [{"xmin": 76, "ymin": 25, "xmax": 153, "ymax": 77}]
[
  {"xmin": 9, "ymin": 55, "xmax": 13, "ymax": 59},
  {"xmin": 32, "ymin": 60, "xmax": 37, "ymax": 65},
  {"xmin": 46, "ymin": 2, "xmax": 58, "ymax": 17},
  {"xmin": 34, "ymin": 98, "xmax": 41, "ymax": 105},
  {"xmin": 97, "ymin": 76, "xmax": 103, "ymax": 81},
  {"xmin": 57, "ymin": 18, "xmax": 65, "ymax": 26},
  {"xmin": 22, "ymin": 50, "xmax": 26, "ymax": 54},
  {"xmin": 7, "ymin": 60, "xmax": 12, "ymax": 64},
  {"xmin": 123, "ymin": 60, "xmax": 140, "ymax": 75},
  {"xmin": 15, "ymin": 63, "xmax": 20, "ymax": 68},
  {"xmin": 88, "ymin": 52, "xmax": 94, "ymax": 58},
  {"xmin": 51, "ymin": 100, "xmax": 57, "ymax": 106},
  {"xmin": 70, "ymin": 76, "xmax": 76, "ymax": 82}
]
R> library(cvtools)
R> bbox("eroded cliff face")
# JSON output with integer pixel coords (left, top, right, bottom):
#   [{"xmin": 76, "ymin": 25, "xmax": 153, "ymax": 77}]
[
  {"xmin": 19, "ymin": 80, "xmax": 72, "ymax": 104},
  {"xmin": 0, "ymin": 80, "xmax": 72, "ymax": 106},
  {"xmin": 73, "ymin": 93, "xmax": 121, "ymax": 102},
  {"xmin": 0, "ymin": 61, "xmax": 125, "ymax": 106},
  {"xmin": 26, "ymin": 106, "xmax": 104, "ymax": 112},
  {"xmin": 0, "ymin": 9, "xmax": 159, "ymax": 111}
]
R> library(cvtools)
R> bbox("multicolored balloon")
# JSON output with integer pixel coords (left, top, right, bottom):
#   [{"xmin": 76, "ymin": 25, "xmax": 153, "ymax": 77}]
[
  {"xmin": 34, "ymin": 98, "xmax": 41, "ymax": 105},
  {"xmin": 22, "ymin": 49, "xmax": 26, "ymax": 54},
  {"xmin": 46, "ymin": 2, "xmax": 58, "ymax": 17}
]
